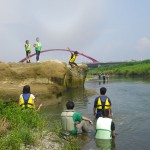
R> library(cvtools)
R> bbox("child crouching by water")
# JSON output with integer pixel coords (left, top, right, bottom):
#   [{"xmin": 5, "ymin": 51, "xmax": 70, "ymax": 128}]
[
  {"xmin": 19, "ymin": 85, "xmax": 42, "ymax": 111},
  {"xmin": 61, "ymin": 101, "xmax": 93, "ymax": 135}
]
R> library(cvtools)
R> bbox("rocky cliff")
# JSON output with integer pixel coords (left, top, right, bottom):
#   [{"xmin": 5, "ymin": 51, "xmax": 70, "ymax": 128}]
[{"xmin": 0, "ymin": 60, "xmax": 88, "ymax": 105}]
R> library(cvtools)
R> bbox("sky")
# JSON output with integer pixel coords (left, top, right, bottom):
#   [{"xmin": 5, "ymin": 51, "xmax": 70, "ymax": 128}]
[{"xmin": 0, "ymin": 0, "xmax": 150, "ymax": 63}]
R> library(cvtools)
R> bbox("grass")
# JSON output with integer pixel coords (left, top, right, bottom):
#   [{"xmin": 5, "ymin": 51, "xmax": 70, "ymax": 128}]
[
  {"xmin": 0, "ymin": 100, "xmax": 46, "ymax": 150},
  {"xmin": 0, "ymin": 100, "xmax": 81, "ymax": 150}
]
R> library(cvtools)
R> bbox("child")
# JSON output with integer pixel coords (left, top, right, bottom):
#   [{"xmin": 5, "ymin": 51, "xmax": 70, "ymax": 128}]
[{"xmin": 19, "ymin": 85, "xmax": 42, "ymax": 111}]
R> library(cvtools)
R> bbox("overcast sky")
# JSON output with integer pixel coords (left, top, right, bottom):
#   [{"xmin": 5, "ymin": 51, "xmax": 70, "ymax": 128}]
[{"xmin": 0, "ymin": 0, "xmax": 150, "ymax": 63}]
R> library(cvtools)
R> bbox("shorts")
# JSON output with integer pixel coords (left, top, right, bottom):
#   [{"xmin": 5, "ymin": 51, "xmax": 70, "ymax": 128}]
[{"xmin": 26, "ymin": 50, "xmax": 31, "ymax": 56}]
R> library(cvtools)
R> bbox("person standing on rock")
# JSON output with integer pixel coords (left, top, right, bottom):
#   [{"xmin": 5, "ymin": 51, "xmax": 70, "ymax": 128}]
[
  {"xmin": 68, "ymin": 48, "xmax": 79, "ymax": 68},
  {"xmin": 19, "ymin": 85, "xmax": 42, "ymax": 111},
  {"xmin": 33, "ymin": 37, "xmax": 42, "ymax": 63},
  {"xmin": 25, "ymin": 40, "xmax": 31, "ymax": 63},
  {"xmin": 61, "ymin": 101, "xmax": 93, "ymax": 135}
]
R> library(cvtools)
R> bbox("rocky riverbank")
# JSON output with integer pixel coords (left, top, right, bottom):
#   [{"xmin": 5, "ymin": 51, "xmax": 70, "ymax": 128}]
[{"xmin": 21, "ymin": 132, "xmax": 63, "ymax": 150}]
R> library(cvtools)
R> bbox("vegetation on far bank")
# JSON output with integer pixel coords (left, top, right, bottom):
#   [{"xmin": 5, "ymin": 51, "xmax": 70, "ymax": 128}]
[
  {"xmin": 0, "ymin": 100, "xmax": 80, "ymax": 150},
  {"xmin": 88, "ymin": 59, "xmax": 150, "ymax": 76}
]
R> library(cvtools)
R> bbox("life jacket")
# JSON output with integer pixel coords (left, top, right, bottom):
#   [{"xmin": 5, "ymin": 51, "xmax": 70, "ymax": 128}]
[
  {"xmin": 19, "ymin": 94, "xmax": 35, "ymax": 109},
  {"xmin": 61, "ymin": 110, "xmax": 75, "ymax": 131},
  {"xmin": 95, "ymin": 117, "xmax": 112, "ymax": 139},
  {"xmin": 25, "ymin": 44, "xmax": 30, "ymax": 51},
  {"xmin": 35, "ymin": 42, "xmax": 42, "ymax": 51},
  {"xmin": 69, "ymin": 54, "xmax": 76, "ymax": 63},
  {"xmin": 96, "ymin": 97, "xmax": 110, "ymax": 110}
]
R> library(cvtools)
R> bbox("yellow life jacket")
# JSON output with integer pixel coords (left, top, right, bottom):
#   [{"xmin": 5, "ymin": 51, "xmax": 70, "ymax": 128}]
[
  {"xmin": 69, "ymin": 54, "xmax": 76, "ymax": 63},
  {"xmin": 25, "ymin": 44, "xmax": 30, "ymax": 51},
  {"xmin": 19, "ymin": 94, "xmax": 35, "ymax": 109},
  {"xmin": 96, "ymin": 97, "xmax": 110, "ymax": 109}
]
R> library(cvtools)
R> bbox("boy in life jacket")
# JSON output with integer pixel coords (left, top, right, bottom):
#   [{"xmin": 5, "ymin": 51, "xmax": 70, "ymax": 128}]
[
  {"xmin": 95, "ymin": 109, "xmax": 115, "ymax": 140},
  {"xmin": 93, "ymin": 87, "xmax": 112, "ymax": 119},
  {"xmin": 68, "ymin": 48, "xmax": 79, "ymax": 68},
  {"xmin": 61, "ymin": 101, "xmax": 93, "ymax": 135},
  {"xmin": 25, "ymin": 40, "xmax": 31, "ymax": 63},
  {"xmin": 19, "ymin": 85, "xmax": 42, "ymax": 111}
]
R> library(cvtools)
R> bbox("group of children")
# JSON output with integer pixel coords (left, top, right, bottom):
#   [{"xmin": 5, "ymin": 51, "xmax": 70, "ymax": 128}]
[
  {"xmin": 61, "ymin": 87, "xmax": 116, "ymax": 141},
  {"xmin": 25, "ymin": 41, "xmax": 79, "ymax": 69},
  {"xmin": 25, "ymin": 37, "xmax": 42, "ymax": 63},
  {"xmin": 19, "ymin": 84, "xmax": 115, "ymax": 150}
]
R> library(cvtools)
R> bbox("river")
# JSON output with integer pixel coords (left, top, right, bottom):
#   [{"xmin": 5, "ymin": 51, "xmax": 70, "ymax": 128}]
[{"xmin": 41, "ymin": 77, "xmax": 150, "ymax": 150}]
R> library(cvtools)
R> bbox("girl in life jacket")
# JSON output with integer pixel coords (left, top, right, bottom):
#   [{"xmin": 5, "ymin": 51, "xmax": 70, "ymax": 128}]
[{"xmin": 19, "ymin": 85, "xmax": 42, "ymax": 111}]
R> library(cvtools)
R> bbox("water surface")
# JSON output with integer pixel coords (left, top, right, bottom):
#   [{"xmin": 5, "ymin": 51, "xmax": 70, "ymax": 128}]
[{"xmin": 42, "ymin": 77, "xmax": 150, "ymax": 150}]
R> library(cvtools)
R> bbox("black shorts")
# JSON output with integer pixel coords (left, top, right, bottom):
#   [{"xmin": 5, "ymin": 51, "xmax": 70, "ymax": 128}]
[
  {"xmin": 69, "ymin": 62, "xmax": 77, "ymax": 66},
  {"xmin": 26, "ymin": 50, "xmax": 31, "ymax": 56}
]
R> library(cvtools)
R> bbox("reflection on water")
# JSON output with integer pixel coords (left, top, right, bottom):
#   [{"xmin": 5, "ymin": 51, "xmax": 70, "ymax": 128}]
[
  {"xmin": 95, "ymin": 139, "xmax": 115, "ymax": 150},
  {"xmin": 41, "ymin": 77, "xmax": 150, "ymax": 150}
]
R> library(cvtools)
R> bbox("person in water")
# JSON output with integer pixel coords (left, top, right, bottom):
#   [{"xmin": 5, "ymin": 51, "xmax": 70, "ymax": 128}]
[
  {"xmin": 95, "ymin": 109, "xmax": 116, "ymax": 149},
  {"xmin": 95, "ymin": 109, "xmax": 115, "ymax": 139},
  {"xmin": 25, "ymin": 40, "xmax": 31, "ymax": 63},
  {"xmin": 68, "ymin": 48, "xmax": 79, "ymax": 68},
  {"xmin": 93, "ymin": 87, "xmax": 112, "ymax": 119},
  {"xmin": 19, "ymin": 85, "xmax": 42, "ymax": 111},
  {"xmin": 61, "ymin": 101, "xmax": 93, "ymax": 135}
]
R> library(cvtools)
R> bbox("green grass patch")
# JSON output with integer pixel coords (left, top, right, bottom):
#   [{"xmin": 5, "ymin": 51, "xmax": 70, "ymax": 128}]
[{"xmin": 0, "ymin": 100, "xmax": 46, "ymax": 150}]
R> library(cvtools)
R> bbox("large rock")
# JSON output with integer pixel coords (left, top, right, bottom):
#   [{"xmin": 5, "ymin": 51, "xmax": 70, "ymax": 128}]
[{"xmin": 0, "ymin": 60, "xmax": 88, "ymax": 104}]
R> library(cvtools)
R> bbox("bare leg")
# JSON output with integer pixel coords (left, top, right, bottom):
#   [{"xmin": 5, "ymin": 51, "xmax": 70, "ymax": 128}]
[{"xmin": 76, "ymin": 120, "xmax": 89, "ymax": 133}]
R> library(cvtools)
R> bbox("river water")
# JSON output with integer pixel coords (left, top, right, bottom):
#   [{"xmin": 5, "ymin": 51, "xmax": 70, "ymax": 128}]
[{"xmin": 41, "ymin": 77, "xmax": 150, "ymax": 150}]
